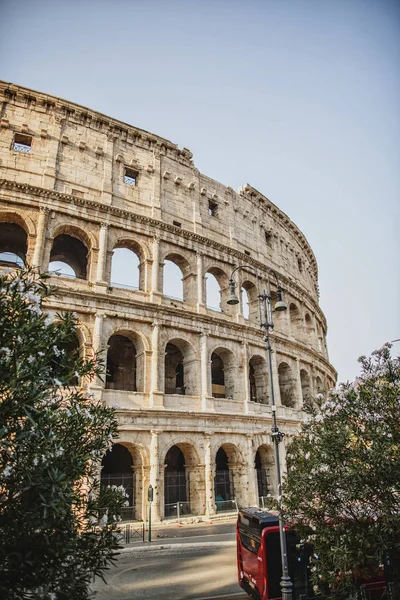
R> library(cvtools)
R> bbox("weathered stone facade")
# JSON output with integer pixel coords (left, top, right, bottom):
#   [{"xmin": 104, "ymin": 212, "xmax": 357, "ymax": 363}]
[{"xmin": 0, "ymin": 82, "xmax": 336, "ymax": 521}]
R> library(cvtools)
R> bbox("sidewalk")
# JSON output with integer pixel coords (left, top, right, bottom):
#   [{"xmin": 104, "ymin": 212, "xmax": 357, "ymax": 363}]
[{"xmin": 119, "ymin": 517, "xmax": 237, "ymax": 553}]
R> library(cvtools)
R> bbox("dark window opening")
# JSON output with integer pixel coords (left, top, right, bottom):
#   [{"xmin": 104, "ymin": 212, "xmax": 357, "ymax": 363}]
[
  {"xmin": 265, "ymin": 231, "xmax": 272, "ymax": 247},
  {"xmin": 13, "ymin": 133, "xmax": 32, "ymax": 153},
  {"xmin": 244, "ymin": 250, "xmax": 250, "ymax": 256},
  {"xmin": 165, "ymin": 343, "xmax": 185, "ymax": 395},
  {"xmin": 211, "ymin": 352, "xmax": 225, "ymax": 397},
  {"xmin": 0, "ymin": 223, "xmax": 27, "ymax": 267},
  {"xmin": 173, "ymin": 220, "xmax": 181, "ymax": 228},
  {"xmin": 164, "ymin": 445, "xmax": 187, "ymax": 517},
  {"xmin": 215, "ymin": 448, "xmax": 233, "ymax": 506},
  {"xmin": 124, "ymin": 167, "xmax": 138, "ymax": 186},
  {"xmin": 101, "ymin": 444, "xmax": 135, "ymax": 519},
  {"xmin": 208, "ymin": 201, "xmax": 218, "ymax": 217},
  {"xmin": 49, "ymin": 234, "xmax": 88, "ymax": 280},
  {"xmin": 106, "ymin": 334, "xmax": 137, "ymax": 391}
]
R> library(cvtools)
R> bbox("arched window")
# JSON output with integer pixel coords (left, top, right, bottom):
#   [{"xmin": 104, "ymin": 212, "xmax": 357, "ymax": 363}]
[
  {"xmin": 106, "ymin": 334, "xmax": 137, "ymax": 391},
  {"xmin": 300, "ymin": 369, "xmax": 312, "ymax": 406},
  {"xmin": 289, "ymin": 303, "xmax": 302, "ymax": 340},
  {"xmin": 304, "ymin": 313, "xmax": 314, "ymax": 346},
  {"xmin": 163, "ymin": 260, "xmax": 184, "ymax": 301},
  {"xmin": 215, "ymin": 447, "xmax": 233, "ymax": 509},
  {"xmin": 211, "ymin": 349, "xmax": 235, "ymax": 399},
  {"xmin": 49, "ymin": 233, "xmax": 88, "ymax": 279},
  {"xmin": 278, "ymin": 362, "xmax": 295, "ymax": 408},
  {"xmin": 248, "ymin": 355, "xmax": 269, "ymax": 404},
  {"xmin": 164, "ymin": 343, "xmax": 185, "ymax": 394},
  {"xmin": 315, "ymin": 375, "xmax": 324, "ymax": 396},
  {"xmin": 0, "ymin": 222, "xmax": 27, "ymax": 267},
  {"xmin": 205, "ymin": 272, "xmax": 221, "ymax": 311},
  {"xmin": 101, "ymin": 444, "xmax": 135, "ymax": 520},
  {"xmin": 111, "ymin": 247, "xmax": 140, "ymax": 289},
  {"xmin": 241, "ymin": 287, "xmax": 250, "ymax": 319},
  {"xmin": 164, "ymin": 445, "xmax": 187, "ymax": 517}
]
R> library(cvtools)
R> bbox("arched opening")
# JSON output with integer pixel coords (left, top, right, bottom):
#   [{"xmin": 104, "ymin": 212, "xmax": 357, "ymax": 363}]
[
  {"xmin": 111, "ymin": 247, "xmax": 140, "ymax": 290},
  {"xmin": 55, "ymin": 331, "xmax": 80, "ymax": 386},
  {"xmin": 315, "ymin": 375, "xmax": 324, "ymax": 396},
  {"xmin": 0, "ymin": 222, "xmax": 27, "ymax": 268},
  {"xmin": 289, "ymin": 303, "xmax": 302, "ymax": 340},
  {"xmin": 255, "ymin": 445, "xmax": 276, "ymax": 506},
  {"xmin": 49, "ymin": 233, "xmax": 88, "ymax": 279},
  {"xmin": 304, "ymin": 313, "xmax": 314, "ymax": 346},
  {"xmin": 205, "ymin": 272, "xmax": 222, "ymax": 311},
  {"xmin": 165, "ymin": 343, "xmax": 185, "ymax": 394},
  {"xmin": 249, "ymin": 355, "xmax": 269, "ymax": 404},
  {"xmin": 300, "ymin": 369, "xmax": 312, "ymax": 406},
  {"xmin": 164, "ymin": 445, "xmax": 187, "ymax": 518},
  {"xmin": 163, "ymin": 259, "xmax": 184, "ymax": 301},
  {"xmin": 241, "ymin": 287, "xmax": 250, "ymax": 319},
  {"xmin": 106, "ymin": 334, "xmax": 137, "ymax": 391},
  {"xmin": 278, "ymin": 362, "xmax": 295, "ymax": 408},
  {"xmin": 215, "ymin": 447, "xmax": 234, "ymax": 510},
  {"xmin": 241, "ymin": 280, "xmax": 259, "ymax": 321},
  {"xmin": 211, "ymin": 348, "xmax": 235, "ymax": 399},
  {"xmin": 101, "ymin": 443, "xmax": 135, "ymax": 521}
]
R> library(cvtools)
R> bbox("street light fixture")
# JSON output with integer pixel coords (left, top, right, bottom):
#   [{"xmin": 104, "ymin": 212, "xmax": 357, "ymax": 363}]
[{"xmin": 228, "ymin": 264, "xmax": 293, "ymax": 600}]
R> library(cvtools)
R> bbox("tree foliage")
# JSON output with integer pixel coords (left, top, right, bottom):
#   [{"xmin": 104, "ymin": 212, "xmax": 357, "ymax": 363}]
[
  {"xmin": 0, "ymin": 269, "xmax": 126, "ymax": 599},
  {"xmin": 281, "ymin": 345, "xmax": 400, "ymax": 598}
]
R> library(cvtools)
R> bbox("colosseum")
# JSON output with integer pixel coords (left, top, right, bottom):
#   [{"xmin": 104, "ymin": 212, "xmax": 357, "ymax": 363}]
[{"xmin": 0, "ymin": 81, "xmax": 336, "ymax": 522}]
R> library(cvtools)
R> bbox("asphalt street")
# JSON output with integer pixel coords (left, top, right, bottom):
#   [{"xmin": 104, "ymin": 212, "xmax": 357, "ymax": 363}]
[{"xmin": 91, "ymin": 538, "xmax": 247, "ymax": 600}]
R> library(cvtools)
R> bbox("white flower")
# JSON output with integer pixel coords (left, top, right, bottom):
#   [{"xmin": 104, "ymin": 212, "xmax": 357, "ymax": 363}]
[
  {"xmin": 33, "ymin": 458, "xmax": 38, "ymax": 466},
  {"xmin": 53, "ymin": 379, "xmax": 62, "ymax": 387},
  {"xmin": 53, "ymin": 346, "xmax": 61, "ymax": 357},
  {"xmin": 305, "ymin": 452, "xmax": 310, "ymax": 460},
  {"xmin": 3, "ymin": 465, "xmax": 13, "ymax": 478},
  {"xmin": 99, "ymin": 514, "xmax": 108, "ymax": 528}
]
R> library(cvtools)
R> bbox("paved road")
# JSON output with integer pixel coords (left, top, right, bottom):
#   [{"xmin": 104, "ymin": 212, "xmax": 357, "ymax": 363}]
[{"xmin": 91, "ymin": 544, "xmax": 248, "ymax": 600}]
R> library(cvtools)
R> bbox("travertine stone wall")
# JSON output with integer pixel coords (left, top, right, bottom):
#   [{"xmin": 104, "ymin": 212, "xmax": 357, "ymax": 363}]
[{"xmin": 0, "ymin": 82, "xmax": 336, "ymax": 521}]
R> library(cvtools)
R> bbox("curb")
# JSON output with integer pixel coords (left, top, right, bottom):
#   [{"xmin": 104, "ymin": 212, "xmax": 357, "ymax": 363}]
[{"xmin": 119, "ymin": 540, "xmax": 236, "ymax": 553}]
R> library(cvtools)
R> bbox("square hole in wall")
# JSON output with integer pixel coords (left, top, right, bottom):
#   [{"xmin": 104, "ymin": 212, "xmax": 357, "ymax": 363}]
[
  {"xmin": 244, "ymin": 250, "xmax": 251, "ymax": 256},
  {"xmin": 124, "ymin": 167, "xmax": 139, "ymax": 186},
  {"xmin": 173, "ymin": 220, "xmax": 182, "ymax": 228},
  {"xmin": 208, "ymin": 200, "xmax": 218, "ymax": 217},
  {"xmin": 13, "ymin": 133, "xmax": 32, "ymax": 153},
  {"xmin": 265, "ymin": 231, "xmax": 272, "ymax": 247}
]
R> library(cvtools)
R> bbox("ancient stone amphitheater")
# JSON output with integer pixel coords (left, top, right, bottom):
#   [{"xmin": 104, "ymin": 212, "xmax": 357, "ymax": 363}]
[{"xmin": 0, "ymin": 82, "xmax": 336, "ymax": 522}]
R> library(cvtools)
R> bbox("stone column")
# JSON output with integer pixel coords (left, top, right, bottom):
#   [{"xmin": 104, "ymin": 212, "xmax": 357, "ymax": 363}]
[
  {"xmin": 196, "ymin": 251, "xmax": 205, "ymax": 313},
  {"xmin": 150, "ymin": 322, "xmax": 163, "ymax": 408},
  {"xmin": 149, "ymin": 430, "xmax": 161, "ymax": 522},
  {"xmin": 150, "ymin": 237, "xmax": 162, "ymax": 303},
  {"xmin": 92, "ymin": 312, "xmax": 106, "ymax": 390},
  {"xmin": 96, "ymin": 223, "xmax": 109, "ymax": 284},
  {"xmin": 295, "ymin": 358, "xmax": 303, "ymax": 408},
  {"xmin": 246, "ymin": 434, "xmax": 258, "ymax": 506},
  {"xmin": 200, "ymin": 332, "xmax": 209, "ymax": 410},
  {"xmin": 32, "ymin": 207, "xmax": 49, "ymax": 269},
  {"xmin": 102, "ymin": 134, "xmax": 114, "ymax": 205},
  {"xmin": 204, "ymin": 434, "xmax": 215, "ymax": 516}
]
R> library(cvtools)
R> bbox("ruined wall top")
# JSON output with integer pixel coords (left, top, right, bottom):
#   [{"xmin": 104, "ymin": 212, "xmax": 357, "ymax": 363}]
[{"xmin": 0, "ymin": 81, "xmax": 320, "ymax": 299}]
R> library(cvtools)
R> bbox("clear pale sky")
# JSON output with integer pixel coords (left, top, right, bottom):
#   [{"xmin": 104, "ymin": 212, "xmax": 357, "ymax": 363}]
[{"xmin": 1, "ymin": 0, "xmax": 399, "ymax": 383}]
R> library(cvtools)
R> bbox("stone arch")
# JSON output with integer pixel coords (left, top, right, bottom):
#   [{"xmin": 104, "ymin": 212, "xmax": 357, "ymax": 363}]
[
  {"xmin": 241, "ymin": 279, "xmax": 259, "ymax": 321},
  {"xmin": 205, "ymin": 265, "xmax": 230, "ymax": 312},
  {"xmin": 300, "ymin": 368, "xmax": 312, "ymax": 406},
  {"xmin": 163, "ymin": 337, "xmax": 199, "ymax": 396},
  {"xmin": 214, "ymin": 442, "xmax": 244, "ymax": 511},
  {"xmin": 101, "ymin": 441, "xmax": 144, "ymax": 521},
  {"xmin": 278, "ymin": 361, "xmax": 296, "ymax": 408},
  {"xmin": 304, "ymin": 312, "xmax": 314, "ymax": 346},
  {"xmin": 210, "ymin": 346, "xmax": 236, "ymax": 399},
  {"xmin": 248, "ymin": 354, "xmax": 269, "ymax": 404},
  {"xmin": 0, "ymin": 213, "xmax": 29, "ymax": 267},
  {"xmin": 110, "ymin": 238, "xmax": 145, "ymax": 290},
  {"xmin": 255, "ymin": 444, "xmax": 276, "ymax": 501},
  {"xmin": 163, "ymin": 441, "xmax": 201, "ymax": 518},
  {"xmin": 49, "ymin": 224, "xmax": 93, "ymax": 280},
  {"xmin": 162, "ymin": 252, "xmax": 193, "ymax": 302},
  {"xmin": 106, "ymin": 330, "xmax": 146, "ymax": 392},
  {"xmin": 289, "ymin": 302, "xmax": 302, "ymax": 340},
  {"xmin": 315, "ymin": 375, "xmax": 324, "ymax": 396}
]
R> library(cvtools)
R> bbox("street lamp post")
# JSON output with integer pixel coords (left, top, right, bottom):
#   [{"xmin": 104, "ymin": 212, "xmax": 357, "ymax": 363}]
[{"xmin": 227, "ymin": 264, "xmax": 293, "ymax": 600}]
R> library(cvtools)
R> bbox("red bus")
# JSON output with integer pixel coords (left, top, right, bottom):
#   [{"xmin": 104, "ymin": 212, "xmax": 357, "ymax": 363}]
[{"xmin": 237, "ymin": 507, "xmax": 395, "ymax": 600}]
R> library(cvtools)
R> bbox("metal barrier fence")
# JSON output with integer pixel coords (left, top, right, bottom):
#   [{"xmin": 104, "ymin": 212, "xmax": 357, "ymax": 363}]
[
  {"xmin": 215, "ymin": 499, "xmax": 238, "ymax": 513},
  {"xmin": 164, "ymin": 501, "xmax": 193, "ymax": 521},
  {"xmin": 119, "ymin": 522, "xmax": 145, "ymax": 544}
]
